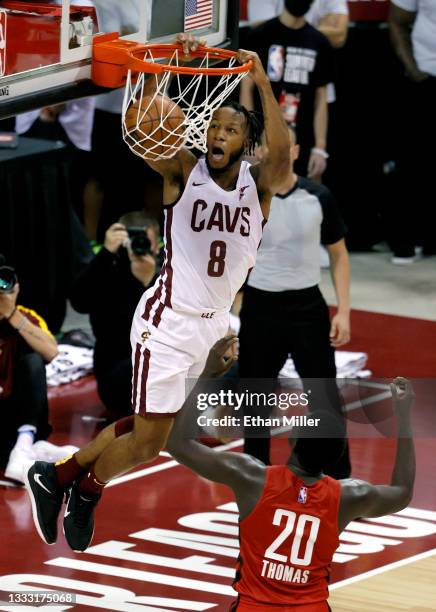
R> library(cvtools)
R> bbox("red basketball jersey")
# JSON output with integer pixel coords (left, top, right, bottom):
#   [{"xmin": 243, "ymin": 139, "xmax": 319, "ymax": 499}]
[{"xmin": 233, "ymin": 465, "xmax": 340, "ymax": 609}]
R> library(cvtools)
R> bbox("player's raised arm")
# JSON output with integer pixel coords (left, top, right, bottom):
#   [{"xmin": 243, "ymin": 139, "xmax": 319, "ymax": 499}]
[
  {"xmin": 126, "ymin": 33, "xmax": 201, "ymax": 201},
  {"xmin": 167, "ymin": 337, "xmax": 264, "ymax": 491},
  {"xmin": 339, "ymin": 378, "xmax": 416, "ymax": 531},
  {"xmin": 237, "ymin": 49, "xmax": 291, "ymax": 200}
]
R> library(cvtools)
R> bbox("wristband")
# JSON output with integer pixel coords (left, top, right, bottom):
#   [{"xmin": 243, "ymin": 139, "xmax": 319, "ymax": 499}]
[
  {"xmin": 5, "ymin": 307, "xmax": 17, "ymax": 321},
  {"xmin": 13, "ymin": 314, "xmax": 28, "ymax": 333},
  {"xmin": 311, "ymin": 147, "xmax": 329, "ymax": 159}
]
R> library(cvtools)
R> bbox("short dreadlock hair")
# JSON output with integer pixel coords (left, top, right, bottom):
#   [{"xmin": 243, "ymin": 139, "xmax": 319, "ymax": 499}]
[{"xmin": 219, "ymin": 100, "xmax": 263, "ymax": 156}]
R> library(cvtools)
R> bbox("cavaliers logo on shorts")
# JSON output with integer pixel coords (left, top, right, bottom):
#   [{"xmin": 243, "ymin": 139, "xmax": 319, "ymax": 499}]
[{"xmin": 141, "ymin": 328, "xmax": 151, "ymax": 342}]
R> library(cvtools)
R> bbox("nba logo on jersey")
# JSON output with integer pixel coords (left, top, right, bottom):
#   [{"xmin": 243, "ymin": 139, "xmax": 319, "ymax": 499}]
[
  {"xmin": 0, "ymin": 10, "xmax": 6, "ymax": 78},
  {"xmin": 267, "ymin": 45, "xmax": 284, "ymax": 82},
  {"xmin": 298, "ymin": 486, "xmax": 308, "ymax": 504}
]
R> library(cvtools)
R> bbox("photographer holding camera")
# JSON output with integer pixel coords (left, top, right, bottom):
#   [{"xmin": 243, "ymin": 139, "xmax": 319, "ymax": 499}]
[
  {"xmin": 70, "ymin": 211, "xmax": 159, "ymax": 420},
  {"xmin": 0, "ymin": 257, "xmax": 59, "ymax": 482}
]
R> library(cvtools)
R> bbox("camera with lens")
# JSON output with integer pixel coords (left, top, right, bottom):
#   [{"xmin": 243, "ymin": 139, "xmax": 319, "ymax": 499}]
[
  {"xmin": 0, "ymin": 255, "xmax": 18, "ymax": 294},
  {"xmin": 127, "ymin": 227, "xmax": 152, "ymax": 256}
]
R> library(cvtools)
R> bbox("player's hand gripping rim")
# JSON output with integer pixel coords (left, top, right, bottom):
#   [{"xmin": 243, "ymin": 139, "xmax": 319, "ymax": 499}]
[
  {"xmin": 175, "ymin": 33, "xmax": 207, "ymax": 59},
  {"xmin": 236, "ymin": 49, "xmax": 267, "ymax": 85}
]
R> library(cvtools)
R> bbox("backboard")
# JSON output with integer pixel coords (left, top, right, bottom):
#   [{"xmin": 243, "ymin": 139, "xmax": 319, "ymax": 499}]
[{"xmin": 0, "ymin": 0, "xmax": 238, "ymax": 119}]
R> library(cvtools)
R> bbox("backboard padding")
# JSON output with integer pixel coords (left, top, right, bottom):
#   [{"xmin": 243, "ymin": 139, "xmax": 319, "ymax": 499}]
[{"xmin": 0, "ymin": 0, "xmax": 238, "ymax": 119}]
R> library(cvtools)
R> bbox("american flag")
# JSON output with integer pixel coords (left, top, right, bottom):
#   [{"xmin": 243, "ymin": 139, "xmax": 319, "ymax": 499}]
[{"xmin": 184, "ymin": 0, "xmax": 213, "ymax": 32}]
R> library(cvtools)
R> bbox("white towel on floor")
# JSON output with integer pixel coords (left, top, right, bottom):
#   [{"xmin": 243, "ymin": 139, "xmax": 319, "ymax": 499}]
[{"xmin": 46, "ymin": 344, "xmax": 93, "ymax": 386}]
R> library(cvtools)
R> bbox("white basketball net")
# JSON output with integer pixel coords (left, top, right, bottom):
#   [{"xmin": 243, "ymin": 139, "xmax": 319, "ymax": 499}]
[{"xmin": 122, "ymin": 47, "xmax": 249, "ymax": 161}]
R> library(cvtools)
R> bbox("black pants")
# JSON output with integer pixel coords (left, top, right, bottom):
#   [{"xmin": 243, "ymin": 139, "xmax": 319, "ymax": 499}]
[
  {"xmin": 94, "ymin": 356, "xmax": 133, "ymax": 420},
  {"xmin": 387, "ymin": 76, "xmax": 436, "ymax": 256},
  {"xmin": 0, "ymin": 352, "xmax": 51, "ymax": 467},
  {"xmin": 239, "ymin": 285, "xmax": 351, "ymax": 478}
]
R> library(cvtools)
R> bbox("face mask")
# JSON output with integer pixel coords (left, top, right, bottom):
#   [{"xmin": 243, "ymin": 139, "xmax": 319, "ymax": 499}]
[{"xmin": 284, "ymin": 0, "xmax": 313, "ymax": 17}]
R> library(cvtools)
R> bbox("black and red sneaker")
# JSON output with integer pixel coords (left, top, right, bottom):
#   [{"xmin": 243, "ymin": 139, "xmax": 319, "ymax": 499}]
[{"xmin": 63, "ymin": 483, "xmax": 101, "ymax": 552}]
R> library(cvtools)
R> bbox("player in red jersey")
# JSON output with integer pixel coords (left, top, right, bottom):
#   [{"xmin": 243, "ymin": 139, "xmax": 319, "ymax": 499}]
[{"xmin": 167, "ymin": 336, "xmax": 416, "ymax": 611}]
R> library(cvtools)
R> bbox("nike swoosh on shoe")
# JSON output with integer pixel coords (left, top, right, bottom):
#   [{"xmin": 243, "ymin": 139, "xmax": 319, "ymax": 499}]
[{"xmin": 34, "ymin": 473, "xmax": 53, "ymax": 495}]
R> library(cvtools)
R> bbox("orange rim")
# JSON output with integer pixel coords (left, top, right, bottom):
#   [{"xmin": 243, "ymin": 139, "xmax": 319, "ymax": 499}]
[{"xmin": 127, "ymin": 43, "xmax": 252, "ymax": 76}]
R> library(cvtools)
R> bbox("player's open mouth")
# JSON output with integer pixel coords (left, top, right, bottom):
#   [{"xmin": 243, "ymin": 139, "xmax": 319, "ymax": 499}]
[{"xmin": 211, "ymin": 146, "xmax": 225, "ymax": 161}]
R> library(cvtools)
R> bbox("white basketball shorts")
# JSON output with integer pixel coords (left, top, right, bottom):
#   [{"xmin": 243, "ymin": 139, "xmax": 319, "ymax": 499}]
[{"xmin": 130, "ymin": 289, "xmax": 229, "ymax": 417}]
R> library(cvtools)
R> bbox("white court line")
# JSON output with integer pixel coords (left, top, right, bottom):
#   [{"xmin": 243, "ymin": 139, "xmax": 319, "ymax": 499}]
[
  {"xmin": 342, "ymin": 373, "xmax": 391, "ymax": 411},
  {"xmin": 343, "ymin": 390, "xmax": 392, "ymax": 413},
  {"xmin": 330, "ymin": 547, "xmax": 436, "ymax": 591},
  {"xmin": 106, "ymin": 439, "xmax": 243, "ymax": 488},
  {"xmin": 347, "ymin": 380, "xmax": 390, "ymax": 391},
  {"xmin": 273, "ymin": 385, "xmax": 392, "ymax": 436}
]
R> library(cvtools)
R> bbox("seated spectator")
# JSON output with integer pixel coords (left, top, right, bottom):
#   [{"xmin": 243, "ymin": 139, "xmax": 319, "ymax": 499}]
[
  {"xmin": 0, "ymin": 257, "xmax": 60, "ymax": 483},
  {"xmin": 69, "ymin": 211, "xmax": 159, "ymax": 420}
]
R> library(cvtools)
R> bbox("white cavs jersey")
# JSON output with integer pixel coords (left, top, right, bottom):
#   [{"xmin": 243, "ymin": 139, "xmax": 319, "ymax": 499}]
[
  {"xmin": 131, "ymin": 158, "xmax": 264, "ymax": 416},
  {"xmin": 143, "ymin": 158, "xmax": 265, "ymax": 322}
]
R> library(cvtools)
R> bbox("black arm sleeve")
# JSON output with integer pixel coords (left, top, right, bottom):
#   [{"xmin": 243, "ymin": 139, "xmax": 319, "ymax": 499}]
[{"xmin": 319, "ymin": 187, "xmax": 347, "ymax": 245}]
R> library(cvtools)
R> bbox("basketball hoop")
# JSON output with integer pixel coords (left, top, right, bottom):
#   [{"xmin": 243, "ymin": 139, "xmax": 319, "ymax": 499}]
[{"xmin": 93, "ymin": 35, "xmax": 252, "ymax": 160}]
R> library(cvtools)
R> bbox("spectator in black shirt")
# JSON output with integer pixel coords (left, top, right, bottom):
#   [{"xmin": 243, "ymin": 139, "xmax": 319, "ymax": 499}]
[
  {"xmin": 240, "ymin": 0, "xmax": 334, "ymax": 180},
  {"xmin": 70, "ymin": 211, "xmax": 159, "ymax": 419}
]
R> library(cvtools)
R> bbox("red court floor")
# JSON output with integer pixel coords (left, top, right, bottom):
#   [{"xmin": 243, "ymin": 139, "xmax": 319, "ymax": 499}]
[{"xmin": 0, "ymin": 309, "xmax": 435, "ymax": 610}]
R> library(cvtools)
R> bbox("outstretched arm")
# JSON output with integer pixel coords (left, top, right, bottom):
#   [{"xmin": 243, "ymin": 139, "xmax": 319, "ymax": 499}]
[
  {"xmin": 237, "ymin": 50, "xmax": 291, "ymax": 203},
  {"xmin": 339, "ymin": 378, "xmax": 415, "ymax": 531},
  {"xmin": 167, "ymin": 337, "xmax": 264, "ymax": 484}
]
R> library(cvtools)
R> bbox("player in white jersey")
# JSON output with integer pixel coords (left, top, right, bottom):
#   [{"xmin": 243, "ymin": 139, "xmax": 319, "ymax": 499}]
[{"xmin": 24, "ymin": 37, "xmax": 291, "ymax": 553}]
